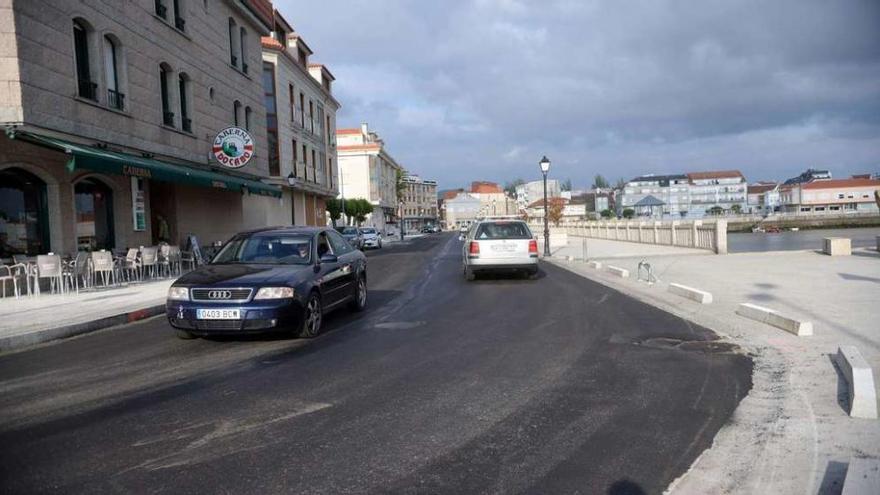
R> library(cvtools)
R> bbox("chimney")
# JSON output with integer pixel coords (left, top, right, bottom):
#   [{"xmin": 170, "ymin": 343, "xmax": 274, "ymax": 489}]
[{"xmin": 360, "ymin": 122, "xmax": 369, "ymax": 136}]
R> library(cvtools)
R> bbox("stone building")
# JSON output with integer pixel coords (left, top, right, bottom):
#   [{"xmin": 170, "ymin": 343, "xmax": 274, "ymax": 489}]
[
  {"xmin": 260, "ymin": 9, "xmax": 339, "ymax": 227},
  {"xmin": 0, "ymin": 0, "xmax": 282, "ymax": 258},
  {"xmin": 400, "ymin": 175, "xmax": 438, "ymax": 233}
]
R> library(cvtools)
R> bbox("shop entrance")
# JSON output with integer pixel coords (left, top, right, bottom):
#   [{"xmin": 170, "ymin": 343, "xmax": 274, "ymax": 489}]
[
  {"xmin": 0, "ymin": 167, "xmax": 49, "ymax": 256},
  {"xmin": 74, "ymin": 177, "xmax": 115, "ymax": 251}
]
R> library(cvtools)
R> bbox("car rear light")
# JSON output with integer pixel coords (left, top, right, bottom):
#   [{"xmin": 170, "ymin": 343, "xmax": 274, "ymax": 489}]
[
  {"xmin": 469, "ymin": 241, "xmax": 480, "ymax": 256},
  {"xmin": 529, "ymin": 240, "xmax": 538, "ymax": 254}
]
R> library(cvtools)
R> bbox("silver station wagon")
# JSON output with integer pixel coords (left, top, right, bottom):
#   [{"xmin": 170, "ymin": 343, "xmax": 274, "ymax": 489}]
[{"xmin": 461, "ymin": 220, "xmax": 539, "ymax": 280}]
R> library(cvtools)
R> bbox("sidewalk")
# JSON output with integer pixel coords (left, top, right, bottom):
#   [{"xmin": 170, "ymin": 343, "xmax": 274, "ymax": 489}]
[
  {"xmin": 546, "ymin": 236, "xmax": 880, "ymax": 494},
  {"xmin": 0, "ymin": 279, "xmax": 172, "ymax": 351}
]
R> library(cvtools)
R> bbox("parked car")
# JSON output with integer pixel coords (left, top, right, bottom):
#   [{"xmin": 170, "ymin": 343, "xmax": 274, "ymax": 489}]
[
  {"xmin": 461, "ymin": 220, "xmax": 538, "ymax": 281},
  {"xmin": 166, "ymin": 226, "xmax": 368, "ymax": 339},
  {"xmin": 421, "ymin": 225, "xmax": 440, "ymax": 234},
  {"xmin": 359, "ymin": 227, "xmax": 382, "ymax": 249},
  {"xmin": 338, "ymin": 226, "xmax": 364, "ymax": 250}
]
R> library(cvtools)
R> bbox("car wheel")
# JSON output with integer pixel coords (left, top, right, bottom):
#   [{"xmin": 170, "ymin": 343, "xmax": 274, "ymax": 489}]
[
  {"xmin": 175, "ymin": 329, "xmax": 197, "ymax": 340},
  {"xmin": 297, "ymin": 292, "xmax": 323, "ymax": 338},
  {"xmin": 349, "ymin": 275, "xmax": 367, "ymax": 312},
  {"xmin": 464, "ymin": 265, "xmax": 476, "ymax": 281}
]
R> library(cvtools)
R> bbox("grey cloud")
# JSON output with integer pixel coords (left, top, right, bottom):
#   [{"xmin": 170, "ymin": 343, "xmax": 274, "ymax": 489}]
[{"xmin": 277, "ymin": 0, "xmax": 880, "ymax": 187}]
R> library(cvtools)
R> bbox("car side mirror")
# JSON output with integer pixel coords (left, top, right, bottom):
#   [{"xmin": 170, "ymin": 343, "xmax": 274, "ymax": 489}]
[{"xmin": 319, "ymin": 253, "xmax": 338, "ymax": 264}]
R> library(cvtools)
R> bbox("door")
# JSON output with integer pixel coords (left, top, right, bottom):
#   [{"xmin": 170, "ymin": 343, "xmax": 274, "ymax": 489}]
[
  {"xmin": 315, "ymin": 231, "xmax": 347, "ymax": 306},
  {"xmin": 327, "ymin": 230, "xmax": 357, "ymax": 299}
]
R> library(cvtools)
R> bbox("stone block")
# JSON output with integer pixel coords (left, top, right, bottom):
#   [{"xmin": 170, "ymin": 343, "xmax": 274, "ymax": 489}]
[
  {"xmin": 842, "ymin": 458, "xmax": 880, "ymax": 495},
  {"xmin": 835, "ymin": 346, "xmax": 878, "ymax": 419},
  {"xmin": 668, "ymin": 283, "xmax": 713, "ymax": 304},
  {"xmin": 824, "ymin": 237, "xmax": 852, "ymax": 256},
  {"xmin": 736, "ymin": 303, "xmax": 813, "ymax": 336},
  {"xmin": 607, "ymin": 265, "xmax": 629, "ymax": 278},
  {"xmin": 587, "ymin": 261, "xmax": 602, "ymax": 270}
]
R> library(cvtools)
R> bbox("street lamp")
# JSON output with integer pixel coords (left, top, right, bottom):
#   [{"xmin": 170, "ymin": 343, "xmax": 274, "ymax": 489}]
[
  {"xmin": 399, "ymin": 200, "xmax": 405, "ymax": 241},
  {"xmin": 492, "ymin": 198, "xmax": 497, "ymax": 216},
  {"xmin": 540, "ymin": 155, "xmax": 551, "ymax": 257}
]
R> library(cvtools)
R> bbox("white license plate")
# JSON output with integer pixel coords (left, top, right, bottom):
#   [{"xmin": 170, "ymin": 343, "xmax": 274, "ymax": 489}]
[
  {"xmin": 491, "ymin": 244, "xmax": 516, "ymax": 252},
  {"xmin": 196, "ymin": 309, "xmax": 241, "ymax": 320}
]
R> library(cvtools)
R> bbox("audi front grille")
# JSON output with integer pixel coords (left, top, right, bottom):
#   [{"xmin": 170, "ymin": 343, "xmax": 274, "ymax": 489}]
[{"xmin": 190, "ymin": 288, "xmax": 253, "ymax": 303}]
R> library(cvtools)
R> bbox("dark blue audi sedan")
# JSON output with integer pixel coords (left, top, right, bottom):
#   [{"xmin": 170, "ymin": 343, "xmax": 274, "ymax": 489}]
[{"xmin": 166, "ymin": 226, "xmax": 367, "ymax": 339}]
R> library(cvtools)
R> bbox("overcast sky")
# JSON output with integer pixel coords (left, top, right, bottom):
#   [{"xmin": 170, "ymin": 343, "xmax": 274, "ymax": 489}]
[{"xmin": 276, "ymin": 0, "xmax": 880, "ymax": 190}]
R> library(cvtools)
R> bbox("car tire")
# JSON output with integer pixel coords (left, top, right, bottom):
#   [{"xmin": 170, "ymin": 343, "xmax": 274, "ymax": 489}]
[
  {"xmin": 175, "ymin": 329, "xmax": 197, "ymax": 340},
  {"xmin": 464, "ymin": 266, "xmax": 476, "ymax": 281},
  {"xmin": 297, "ymin": 292, "xmax": 323, "ymax": 338},
  {"xmin": 348, "ymin": 275, "xmax": 367, "ymax": 312}
]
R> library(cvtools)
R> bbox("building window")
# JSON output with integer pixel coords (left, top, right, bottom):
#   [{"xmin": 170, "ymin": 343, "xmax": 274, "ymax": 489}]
[
  {"xmin": 263, "ymin": 61, "xmax": 280, "ymax": 176},
  {"xmin": 155, "ymin": 0, "xmax": 168, "ymax": 19},
  {"xmin": 239, "ymin": 28, "xmax": 248, "ymax": 73},
  {"xmin": 297, "ymin": 46, "xmax": 308, "ymax": 67},
  {"xmin": 73, "ymin": 19, "xmax": 97, "ymax": 100},
  {"xmin": 244, "ymin": 106, "xmax": 251, "ymax": 131},
  {"xmin": 292, "ymin": 138, "xmax": 298, "ymax": 175},
  {"xmin": 308, "ymin": 100, "xmax": 314, "ymax": 133},
  {"xmin": 233, "ymin": 100, "xmax": 241, "ymax": 126},
  {"xmin": 159, "ymin": 63, "xmax": 174, "ymax": 126},
  {"xmin": 103, "ymin": 34, "xmax": 124, "ymax": 110},
  {"xmin": 172, "ymin": 0, "xmax": 185, "ymax": 30},
  {"xmin": 228, "ymin": 18, "xmax": 239, "ymax": 67},
  {"xmin": 0, "ymin": 168, "xmax": 49, "ymax": 257},
  {"xmin": 178, "ymin": 73, "xmax": 191, "ymax": 132},
  {"xmin": 288, "ymin": 84, "xmax": 295, "ymax": 122},
  {"xmin": 299, "ymin": 93, "xmax": 305, "ymax": 127}
]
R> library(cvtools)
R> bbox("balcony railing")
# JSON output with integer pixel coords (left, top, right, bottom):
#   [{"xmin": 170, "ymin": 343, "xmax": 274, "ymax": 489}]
[
  {"xmin": 78, "ymin": 79, "xmax": 97, "ymax": 101},
  {"xmin": 315, "ymin": 169, "xmax": 324, "ymax": 186},
  {"xmin": 155, "ymin": 0, "xmax": 167, "ymax": 19},
  {"xmin": 107, "ymin": 89, "xmax": 125, "ymax": 110},
  {"xmin": 181, "ymin": 117, "xmax": 192, "ymax": 133},
  {"xmin": 163, "ymin": 111, "xmax": 175, "ymax": 126},
  {"xmin": 295, "ymin": 161, "xmax": 306, "ymax": 179},
  {"xmin": 174, "ymin": 16, "xmax": 186, "ymax": 31}
]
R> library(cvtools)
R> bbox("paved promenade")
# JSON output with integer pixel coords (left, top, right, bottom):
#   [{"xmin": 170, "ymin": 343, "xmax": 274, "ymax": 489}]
[
  {"xmin": 0, "ymin": 279, "xmax": 172, "ymax": 351},
  {"xmin": 548, "ymin": 236, "xmax": 880, "ymax": 495}
]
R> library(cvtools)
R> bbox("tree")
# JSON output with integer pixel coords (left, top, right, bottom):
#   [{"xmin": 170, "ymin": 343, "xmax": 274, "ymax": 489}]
[
  {"xmin": 504, "ymin": 178, "xmax": 525, "ymax": 196},
  {"xmin": 622, "ymin": 208, "xmax": 635, "ymax": 219},
  {"xmin": 326, "ymin": 198, "xmax": 342, "ymax": 227},
  {"xmin": 615, "ymin": 178, "xmax": 627, "ymax": 190},
  {"xmin": 352, "ymin": 198, "xmax": 373, "ymax": 225},
  {"xmin": 395, "ymin": 168, "xmax": 407, "ymax": 202},
  {"xmin": 731, "ymin": 204, "xmax": 742, "ymax": 215},
  {"xmin": 592, "ymin": 174, "xmax": 610, "ymax": 189},
  {"xmin": 547, "ymin": 199, "xmax": 564, "ymax": 226},
  {"xmin": 600, "ymin": 208, "xmax": 614, "ymax": 219},
  {"xmin": 561, "ymin": 178, "xmax": 573, "ymax": 192},
  {"xmin": 708, "ymin": 206, "xmax": 724, "ymax": 216}
]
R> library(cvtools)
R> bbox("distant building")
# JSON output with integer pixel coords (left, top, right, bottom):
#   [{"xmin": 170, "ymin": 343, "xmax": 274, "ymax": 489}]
[
  {"xmin": 516, "ymin": 180, "xmax": 561, "ymax": 211},
  {"xmin": 686, "ymin": 170, "xmax": 748, "ymax": 217},
  {"xmin": 619, "ymin": 174, "xmax": 690, "ymax": 218},
  {"xmin": 336, "ymin": 123, "xmax": 403, "ymax": 233},
  {"xmin": 401, "ymin": 175, "xmax": 438, "ymax": 233},
  {"xmin": 779, "ymin": 178, "xmax": 880, "ymax": 214},
  {"xmin": 469, "ymin": 181, "xmax": 516, "ymax": 217},
  {"xmin": 444, "ymin": 193, "xmax": 481, "ymax": 229},
  {"xmin": 784, "ymin": 168, "xmax": 832, "ymax": 185},
  {"xmin": 747, "ymin": 183, "xmax": 780, "ymax": 215},
  {"xmin": 525, "ymin": 197, "xmax": 584, "ymax": 222}
]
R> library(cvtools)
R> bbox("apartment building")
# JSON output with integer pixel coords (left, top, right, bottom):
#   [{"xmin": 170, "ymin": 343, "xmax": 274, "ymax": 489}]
[
  {"xmin": 469, "ymin": 181, "xmax": 516, "ymax": 217},
  {"xmin": 0, "ymin": 0, "xmax": 280, "ymax": 257},
  {"xmin": 515, "ymin": 179, "xmax": 561, "ymax": 212},
  {"xmin": 400, "ymin": 175, "xmax": 438, "ymax": 233},
  {"xmin": 261, "ymin": 9, "xmax": 339, "ymax": 226},
  {"xmin": 779, "ymin": 178, "xmax": 880, "ymax": 214},
  {"xmin": 443, "ymin": 193, "xmax": 481, "ymax": 230},
  {"xmin": 618, "ymin": 174, "xmax": 690, "ymax": 218},
  {"xmin": 336, "ymin": 123, "xmax": 402, "ymax": 233},
  {"xmin": 686, "ymin": 170, "xmax": 748, "ymax": 217},
  {"xmin": 747, "ymin": 183, "xmax": 780, "ymax": 214}
]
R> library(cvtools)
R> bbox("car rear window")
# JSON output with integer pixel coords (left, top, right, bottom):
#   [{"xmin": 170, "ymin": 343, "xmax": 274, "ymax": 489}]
[
  {"xmin": 474, "ymin": 222, "xmax": 532, "ymax": 240},
  {"xmin": 342, "ymin": 228, "xmax": 358, "ymax": 235},
  {"xmin": 360, "ymin": 228, "xmax": 377, "ymax": 234}
]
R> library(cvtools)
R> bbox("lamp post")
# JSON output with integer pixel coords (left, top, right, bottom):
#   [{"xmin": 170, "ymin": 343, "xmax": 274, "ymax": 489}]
[
  {"xmin": 399, "ymin": 200, "xmax": 404, "ymax": 241},
  {"xmin": 540, "ymin": 155, "xmax": 551, "ymax": 257},
  {"xmin": 492, "ymin": 198, "xmax": 497, "ymax": 216}
]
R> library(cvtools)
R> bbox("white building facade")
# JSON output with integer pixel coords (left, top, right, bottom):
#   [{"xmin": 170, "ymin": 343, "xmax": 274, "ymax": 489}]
[
  {"xmin": 516, "ymin": 179, "xmax": 561, "ymax": 212},
  {"xmin": 261, "ymin": 10, "xmax": 339, "ymax": 226},
  {"xmin": 619, "ymin": 174, "xmax": 691, "ymax": 218},
  {"xmin": 336, "ymin": 124, "xmax": 402, "ymax": 234},
  {"xmin": 686, "ymin": 170, "xmax": 748, "ymax": 217},
  {"xmin": 401, "ymin": 175, "xmax": 438, "ymax": 232}
]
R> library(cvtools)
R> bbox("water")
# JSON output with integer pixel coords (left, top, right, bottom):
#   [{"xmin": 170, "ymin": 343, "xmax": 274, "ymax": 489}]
[{"xmin": 728, "ymin": 227, "xmax": 880, "ymax": 253}]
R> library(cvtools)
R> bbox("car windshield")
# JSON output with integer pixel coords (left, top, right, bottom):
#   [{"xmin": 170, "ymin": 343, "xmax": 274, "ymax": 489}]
[
  {"xmin": 211, "ymin": 233, "xmax": 312, "ymax": 265},
  {"xmin": 342, "ymin": 228, "xmax": 359, "ymax": 235},
  {"xmin": 474, "ymin": 222, "xmax": 532, "ymax": 240},
  {"xmin": 360, "ymin": 228, "xmax": 377, "ymax": 234}
]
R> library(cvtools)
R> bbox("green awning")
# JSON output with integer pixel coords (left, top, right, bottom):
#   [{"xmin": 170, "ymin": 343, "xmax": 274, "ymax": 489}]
[{"xmin": 11, "ymin": 131, "xmax": 281, "ymax": 198}]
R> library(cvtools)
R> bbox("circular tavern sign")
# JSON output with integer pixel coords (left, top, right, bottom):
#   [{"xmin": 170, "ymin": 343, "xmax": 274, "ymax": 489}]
[{"xmin": 212, "ymin": 127, "xmax": 254, "ymax": 168}]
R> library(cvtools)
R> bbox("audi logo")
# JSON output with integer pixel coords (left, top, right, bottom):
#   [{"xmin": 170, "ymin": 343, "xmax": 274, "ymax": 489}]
[{"xmin": 208, "ymin": 290, "xmax": 233, "ymax": 299}]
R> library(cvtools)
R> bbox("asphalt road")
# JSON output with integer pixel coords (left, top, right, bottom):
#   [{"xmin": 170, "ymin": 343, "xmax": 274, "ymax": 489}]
[{"xmin": 0, "ymin": 233, "xmax": 752, "ymax": 494}]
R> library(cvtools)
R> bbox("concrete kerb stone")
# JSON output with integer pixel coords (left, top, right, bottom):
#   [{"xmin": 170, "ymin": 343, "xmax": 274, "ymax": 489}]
[
  {"xmin": 668, "ymin": 283, "xmax": 713, "ymax": 304},
  {"xmin": 0, "ymin": 304, "xmax": 165, "ymax": 351},
  {"xmin": 735, "ymin": 302, "xmax": 813, "ymax": 336},
  {"xmin": 834, "ymin": 345, "xmax": 879, "ymax": 419},
  {"xmin": 824, "ymin": 237, "xmax": 852, "ymax": 256},
  {"xmin": 606, "ymin": 265, "xmax": 629, "ymax": 278},
  {"xmin": 842, "ymin": 457, "xmax": 880, "ymax": 494},
  {"xmin": 587, "ymin": 261, "xmax": 602, "ymax": 270}
]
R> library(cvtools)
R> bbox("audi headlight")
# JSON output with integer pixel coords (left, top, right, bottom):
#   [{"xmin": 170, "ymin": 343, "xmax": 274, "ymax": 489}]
[
  {"xmin": 167, "ymin": 287, "xmax": 190, "ymax": 301},
  {"xmin": 254, "ymin": 287, "xmax": 295, "ymax": 300}
]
